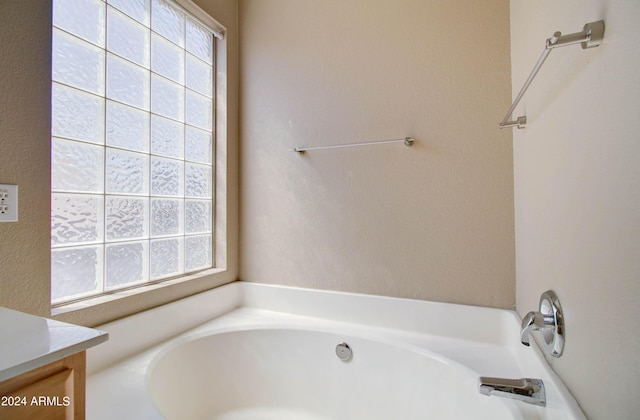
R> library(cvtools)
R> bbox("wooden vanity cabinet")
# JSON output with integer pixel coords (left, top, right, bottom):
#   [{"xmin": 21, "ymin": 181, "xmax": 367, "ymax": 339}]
[{"xmin": 0, "ymin": 351, "xmax": 86, "ymax": 420}]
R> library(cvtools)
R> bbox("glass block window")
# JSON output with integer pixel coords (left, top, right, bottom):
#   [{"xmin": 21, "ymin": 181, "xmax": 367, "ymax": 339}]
[{"xmin": 51, "ymin": 0, "xmax": 215, "ymax": 304}]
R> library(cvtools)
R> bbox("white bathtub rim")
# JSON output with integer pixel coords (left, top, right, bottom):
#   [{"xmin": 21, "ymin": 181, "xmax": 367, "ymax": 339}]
[
  {"xmin": 86, "ymin": 283, "xmax": 587, "ymax": 419},
  {"xmin": 240, "ymin": 282, "xmax": 521, "ymax": 346},
  {"xmin": 87, "ymin": 282, "xmax": 241, "ymax": 375},
  {"xmin": 141, "ymin": 305, "xmax": 523, "ymax": 383},
  {"xmin": 88, "ymin": 305, "xmax": 586, "ymax": 420},
  {"xmin": 88, "ymin": 281, "xmax": 520, "ymax": 375}
]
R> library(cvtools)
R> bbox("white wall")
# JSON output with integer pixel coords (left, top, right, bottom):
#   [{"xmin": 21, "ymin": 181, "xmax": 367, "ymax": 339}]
[
  {"xmin": 511, "ymin": 1, "xmax": 640, "ymax": 418},
  {"xmin": 239, "ymin": 0, "xmax": 515, "ymax": 308}
]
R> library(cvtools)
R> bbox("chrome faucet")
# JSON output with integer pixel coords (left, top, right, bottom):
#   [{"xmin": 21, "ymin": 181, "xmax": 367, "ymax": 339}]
[
  {"xmin": 478, "ymin": 377, "xmax": 546, "ymax": 406},
  {"xmin": 520, "ymin": 290, "xmax": 565, "ymax": 357},
  {"xmin": 520, "ymin": 311, "xmax": 555, "ymax": 346}
]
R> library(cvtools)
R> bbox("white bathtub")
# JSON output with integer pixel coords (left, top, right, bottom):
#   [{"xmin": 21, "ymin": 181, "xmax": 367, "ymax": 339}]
[{"xmin": 86, "ymin": 282, "xmax": 586, "ymax": 419}]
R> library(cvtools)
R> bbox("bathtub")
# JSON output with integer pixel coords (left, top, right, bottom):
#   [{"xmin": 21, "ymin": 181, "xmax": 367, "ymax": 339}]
[{"xmin": 86, "ymin": 282, "xmax": 586, "ymax": 419}]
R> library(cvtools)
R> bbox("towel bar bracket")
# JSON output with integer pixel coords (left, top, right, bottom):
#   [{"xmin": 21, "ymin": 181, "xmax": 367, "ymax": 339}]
[
  {"xmin": 546, "ymin": 20, "xmax": 604, "ymax": 50},
  {"xmin": 499, "ymin": 20, "xmax": 605, "ymax": 130},
  {"xmin": 500, "ymin": 116, "xmax": 527, "ymax": 130}
]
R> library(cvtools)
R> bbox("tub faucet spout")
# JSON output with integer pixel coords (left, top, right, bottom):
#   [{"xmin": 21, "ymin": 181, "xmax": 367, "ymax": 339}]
[{"xmin": 478, "ymin": 377, "xmax": 546, "ymax": 406}]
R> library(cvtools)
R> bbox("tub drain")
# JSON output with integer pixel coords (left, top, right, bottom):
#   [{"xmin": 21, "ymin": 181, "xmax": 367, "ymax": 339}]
[{"xmin": 336, "ymin": 342, "xmax": 352, "ymax": 362}]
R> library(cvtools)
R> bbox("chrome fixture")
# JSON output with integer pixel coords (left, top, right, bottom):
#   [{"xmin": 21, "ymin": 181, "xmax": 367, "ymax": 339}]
[
  {"xmin": 478, "ymin": 377, "xmax": 546, "ymax": 406},
  {"xmin": 292, "ymin": 137, "xmax": 414, "ymax": 154},
  {"xmin": 499, "ymin": 20, "xmax": 605, "ymax": 129},
  {"xmin": 335, "ymin": 342, "xmax": 353, "ymax": 362},
  {"xmin": 521, "ymin": 290, "xmax": 564, "ymax": 357}
]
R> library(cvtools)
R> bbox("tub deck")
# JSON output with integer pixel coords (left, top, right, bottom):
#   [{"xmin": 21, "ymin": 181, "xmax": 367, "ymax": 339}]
[{"xmin": 86, "ymin": 282, "xmax": 585, "ymax": 419}]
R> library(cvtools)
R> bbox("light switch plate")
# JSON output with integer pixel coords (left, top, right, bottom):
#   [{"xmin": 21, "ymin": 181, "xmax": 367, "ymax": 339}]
[{"xmin": 0, "ymin": 184, "xmax": 18, "ymax": 222}]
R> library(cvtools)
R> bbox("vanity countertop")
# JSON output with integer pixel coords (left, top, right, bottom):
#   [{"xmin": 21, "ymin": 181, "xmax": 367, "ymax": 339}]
[{"xmin": 0, "ymin": 307, "xmax": 108, "ymax": 381}]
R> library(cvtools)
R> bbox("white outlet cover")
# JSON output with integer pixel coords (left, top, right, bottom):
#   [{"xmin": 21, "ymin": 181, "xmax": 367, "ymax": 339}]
[{"xmin": 0, "ymin": 184, "xmax": 18, "ymax": 222}]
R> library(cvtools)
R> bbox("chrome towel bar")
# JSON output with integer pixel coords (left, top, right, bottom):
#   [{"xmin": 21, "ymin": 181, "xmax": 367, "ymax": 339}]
[
  {"xmin": 291, "ymin": 137, "xmax": 414, "ymax": 154},
  {"xmin": 499, "ymin": 21, "xmax": 605, "ymax": 129}
]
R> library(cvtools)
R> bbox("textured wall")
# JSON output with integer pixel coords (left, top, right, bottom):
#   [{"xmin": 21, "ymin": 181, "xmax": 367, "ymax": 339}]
[
  {"xmin": 0, "ymin": 0, "xmax": 240, "ymax": 326},
  {"xmin": 511, "ymin": 1, "xmax": 640, "ymax": 418},
  {"xmin": 0, "ymin": 1, "xmax": 53, "ymax": 317},
  {"xmin": 239, "ymin": 0, "xmax": 515, "ymax": 308}
]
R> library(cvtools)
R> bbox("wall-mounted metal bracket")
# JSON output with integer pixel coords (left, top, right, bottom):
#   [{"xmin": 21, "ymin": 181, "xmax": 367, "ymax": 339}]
[{"xmin": 499, "ymin": 21, "xmax": 605, "ymax": 129}]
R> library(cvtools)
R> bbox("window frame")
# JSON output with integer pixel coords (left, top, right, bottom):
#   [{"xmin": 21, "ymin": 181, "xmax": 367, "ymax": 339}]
[{"xmin": 50, "ymin": 0, "xmax": 229, "ymax": 315}]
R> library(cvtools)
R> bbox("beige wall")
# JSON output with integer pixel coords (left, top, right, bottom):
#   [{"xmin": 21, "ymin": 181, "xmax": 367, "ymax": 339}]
[
  {"xmin": 239, "ymin": 0, "xmax": 515, "ymax": 308},
  {"xmin": 511, "ymin": 1, "xmax": 640, "ymax": 418},
  {"xmin": 0, "ymin": 1, "xmax": 52, "ymax": 318},
  {"xmin": 0, "ymin": 0, "xmax": 240, "ymax": 326}
]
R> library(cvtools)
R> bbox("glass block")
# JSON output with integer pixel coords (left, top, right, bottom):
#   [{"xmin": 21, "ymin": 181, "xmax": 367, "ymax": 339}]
[
  {"xmin": 52, "ymin": 138, "xmax": 104, "ymax": 193},
  {"xmin": 186, "ymin": 54, "xmax": 212, "ymax": 97},
  {"xmin": 51, "ymin": 193, "xmax": 104, "ymax": 246},
  {"xmin": 53, "ymin": 0, "xmax": 105, "ymax": 47},
  {"xmin": 151, "ymin": 157, "xmax": 183, "ymax": 196},
  {"xmin": 185, "ymin": 234, "xmax": 212, "ymax": 271},
  {"xmin": 151, "ymin": 198, "xmax": 182, "ymax": 236},
  {"xmin": 106, "ymin": 100, "xmax": 150, "ymax": 152},
  {"xmin": 108, "ymin": 0, "xmax": 150, "ymax": 26},
  {"xmin": 106, "ymin": 149, "xmax": 149, "ymax": 194},
  {"xmin": 185, "ymin": 126, "xmax": 212, "ymax": 164},
  {"xmin": 107, "ymin": 7, "xmax": 150, "ymax": 67},
  {"xmin": 51, "ymin": 245, "xmax": 102, "ymax": 302},
  {"xmin": 151, "ymin": 0, "xmax": 185, "ymax": 47},
  {"xmin": 52, "ymin": 83, "xmax": 105, "ymax": 144},
  {"xmin": 106, "ymin": 196, "xmax": 148, "ymax": 241},
  {"xmin": 186, "ymin": 19, "xmax": 212, "ymax": 64},
  {"xmin": 52, "ymin": 28, "xmax": 105, "ymax": 95},
  {"xmin": 150, "ymin": 238, "xmax": 183, "ymax": 279},
  {"xmin": 151, "ymin": 115, "xmax": 183, "ymax": 158},
  {"xmin": 186, "ymin": 90, "xmax": 212, "ymax": 130},
  {"xmin": 185, "ymin": 163, "xmax": 212, "ymax": 198},
  {"xmin": 107, "ymin": 53, "xmax": 150, "ymax": 110},
  {"xmin": 105, "ymin": 242, "xmax": 148, "ymax": 288},
  {"xmin": 151, "ymin": 74, "xmax": 184, "ymax": 121},
  {"xmin": 185, "ymin": 200, "xmax": 211, "ymax": 234},
  {"xmin": 152, "ymin": 34, "xmax": 184, "ymax": 83}
]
